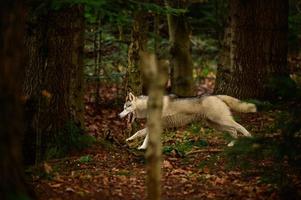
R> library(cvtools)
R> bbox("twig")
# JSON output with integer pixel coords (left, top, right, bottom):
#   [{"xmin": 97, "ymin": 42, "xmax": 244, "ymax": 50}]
[{"xmin": 186, "ymin": 148, "xmax": 223, "ymax": 156}]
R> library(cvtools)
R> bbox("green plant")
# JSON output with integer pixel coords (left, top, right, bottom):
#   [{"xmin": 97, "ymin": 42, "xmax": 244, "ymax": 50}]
[
  {"xmin": 46, "ymin": 121, "xmax": 96, "ymax": 159},
  {"xmin": 78, "ymin": 155, "xmax": 93, "ymax": 163}
]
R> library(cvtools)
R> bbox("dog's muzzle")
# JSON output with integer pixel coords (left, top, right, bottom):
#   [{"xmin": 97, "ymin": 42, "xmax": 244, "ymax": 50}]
[{"xmin": 119, "ymin": 110, "xmax": 130, "ymax": 118}]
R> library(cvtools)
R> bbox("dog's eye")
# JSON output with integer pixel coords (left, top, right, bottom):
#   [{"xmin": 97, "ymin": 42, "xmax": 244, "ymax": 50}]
[{"xmin": 124, "ymin": 102, "xmax": 132, "ymax": 109}]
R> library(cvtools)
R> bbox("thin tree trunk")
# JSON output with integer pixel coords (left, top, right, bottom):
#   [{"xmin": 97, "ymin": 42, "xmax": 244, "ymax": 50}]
[
  {"xmin": 154, "ymin": 14, "xmax": 160, "ymax": 52},
  {"xmin": 69, "ymin": 5, "xmax": 85, "ymax": 130},
  {"xmin": 140, "ymin": 52, "xmax": 168, "ymax": 200},
  {"xmin": 166, "ymin": 0, "xmax": 194, "ymax": 97},
  {"xmin": 0, "ymin": 1, "xmax": 33, "ymax": 199},
  {"xmin": 214, "ymin": 0, "xmax": 289, "ymax": 99},
  {"xmin": 126, "ymin": 11, "xmax": 149, "ymax": 95},
  {"xmin": 95, "ymin": 15, "xmax": 101, "ymax": 106}
]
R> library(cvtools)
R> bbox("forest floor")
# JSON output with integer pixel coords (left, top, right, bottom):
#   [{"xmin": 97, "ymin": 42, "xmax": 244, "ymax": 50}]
[{"xmin": 27, "ymin": 82, "xmax": 301, "ymax": 200}]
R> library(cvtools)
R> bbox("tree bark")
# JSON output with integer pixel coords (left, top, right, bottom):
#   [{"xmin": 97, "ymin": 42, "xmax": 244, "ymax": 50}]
[
  {"xmin": 126, "ymin": 11, "xmax": 149, "ymax": 95},
  {"xmin": 166, "ymin": 0, "xmax": 194, "ymax": 97},
  {"xmin": 23, "ymin": 3, "xmax": 48, "ymax": 164},
  {"xmin": 69, "ymin": 5, "xmax": 85, "ymax": 130},
  {"xmin": 214, "ymin": 0, "xmax": 289, "ymax": 99},
  {"xmin": 140, "ymin": 52, "xmax": 168, "ymax": 200},
  {"xmin": 0, "ymin": 1, "xmax": 33, "ymax": 199},
  {"xmin": 23, "ymin": 5, "xmax": 85, "ymax": 162}
]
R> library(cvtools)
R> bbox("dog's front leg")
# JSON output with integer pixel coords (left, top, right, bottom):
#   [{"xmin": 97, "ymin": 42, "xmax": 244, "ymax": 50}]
[
  {"xmin": 138, "ymin": 131, "xmax": 149, "ymax": 150},
  {"xmin": 126, "ymin": 128, "xmax": 147, "ymax": 142}
]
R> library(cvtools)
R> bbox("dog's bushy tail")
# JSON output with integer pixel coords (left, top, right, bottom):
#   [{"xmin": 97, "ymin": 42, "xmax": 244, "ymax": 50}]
[{"xmin": 216, "ymin": 95, "xmax": 257, "ymax": 113}]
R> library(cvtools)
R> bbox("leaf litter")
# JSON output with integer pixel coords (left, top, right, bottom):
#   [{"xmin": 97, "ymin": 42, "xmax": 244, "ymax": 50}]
[{"xmin": 29, "ymin": 83, "xmax": 301, "ymax": 200}]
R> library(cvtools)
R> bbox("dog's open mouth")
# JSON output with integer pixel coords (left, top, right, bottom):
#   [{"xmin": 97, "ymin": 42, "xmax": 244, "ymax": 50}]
[{"xmin": 119, "ymin": 110, "xmax": 131, "ymax": 118}]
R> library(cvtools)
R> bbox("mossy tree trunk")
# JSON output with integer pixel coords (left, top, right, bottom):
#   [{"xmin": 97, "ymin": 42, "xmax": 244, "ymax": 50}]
[
  {"xmin": 214, "ymin": 0, "xmax": 289, "ymax": 99},
  {"xmin": 0, "ymin": 1, "xmax": 33, "ymax": 199},
  {"xmin": 166, "ymin": 0, "xmax": 194, "ymax": 97},
  {"xmin": 126, "ymin": 11, "xmax": 149, "ymax": 95},
  {"xmin": 23, "ymin": 5, "xmax": 85, "ymax": 162}
]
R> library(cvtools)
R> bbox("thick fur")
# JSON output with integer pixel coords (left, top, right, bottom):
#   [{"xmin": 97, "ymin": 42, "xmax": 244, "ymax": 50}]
[
  {"xmin": 119, "ymin": 93, "xmax": 256, "ymax": 149},
  {"xmin": 216, "ymin": 95, "xmax": 256, "ymax": 113}
]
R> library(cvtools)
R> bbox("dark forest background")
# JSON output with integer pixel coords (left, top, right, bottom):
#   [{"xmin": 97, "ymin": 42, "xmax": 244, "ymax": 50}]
[{"xmin": 1, "ymin": 0, "xmax": 301, "ymax": 199}]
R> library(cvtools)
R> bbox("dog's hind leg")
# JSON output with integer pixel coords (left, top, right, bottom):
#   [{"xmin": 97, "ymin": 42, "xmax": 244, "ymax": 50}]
[
  {"xmin": 126, "ymin": 128, "xmax": 147, "ymax": 142},
  {"xmin": 206, "ymin": 119, "xmax": 238, "ymax": 139},
  {"xmin": 206, "ymin": 119, "xmax": 238, "ymax": 147},
  {"xmin": 138, "ymin": 131, "xmax": 149, "ymax": 150},
  {"xmin": 228, "ymin": 120, "xmax": 252, "ymax": 137},
  {"xmin": 213, "ymin": 118, "xmax": 252, "ymax": 138}
]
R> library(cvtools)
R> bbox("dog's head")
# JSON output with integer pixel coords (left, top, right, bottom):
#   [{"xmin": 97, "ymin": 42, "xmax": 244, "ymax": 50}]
[{"xmin": 119, "ymin": 92, "xmax": 137, "ymax": 118}]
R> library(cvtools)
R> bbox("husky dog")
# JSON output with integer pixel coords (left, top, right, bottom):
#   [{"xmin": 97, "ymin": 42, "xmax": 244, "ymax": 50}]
[{"xmin": 119, "ymin": 93, "xmax": 256, "ymax": 149}]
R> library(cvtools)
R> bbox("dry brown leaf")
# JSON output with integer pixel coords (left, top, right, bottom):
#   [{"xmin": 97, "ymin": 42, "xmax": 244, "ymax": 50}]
[
  {"xmin": 163, "ymin": 160, "xmax": 173, "ymax": 169},
  {"xmin": 49, "ymin": 183, "xmax": 62, "ymax": 188},
  {"xmin": 43, "ymin": 162, "xmax": 53, "ymax": 174}
]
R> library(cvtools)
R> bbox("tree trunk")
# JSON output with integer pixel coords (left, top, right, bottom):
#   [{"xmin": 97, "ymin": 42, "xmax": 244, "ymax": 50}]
[
  {"xmin": 214, "ymin": 0, "xmax": 289, "ymax": 99},
  {"xmin": 0, "ymin": 1, "xmax": 32, "ymax": 199},
  {"xmin": 126, "ymin": 11, "xmax": 149, "ymax": 95},
  {"xmin": 23, "ymin": 3, "xmax": 48, "ymax": 164},
  {"xmin": 166, "ymin": 0, "xmax": 194, "ymax": 97},
  {"xmin": 140, "ymin": 52, "xmax": 168, "ymax": 200},
  {"xmin": 69, "ymin": 6, "xmax": 85, "ymax": 130},
  {"xmin": 23, "ymin": 5, "xmax": 85, "ymax": 162},
  {"xmin": 94, "ymin": 15, "xmax": 101, "ymax": 106}
]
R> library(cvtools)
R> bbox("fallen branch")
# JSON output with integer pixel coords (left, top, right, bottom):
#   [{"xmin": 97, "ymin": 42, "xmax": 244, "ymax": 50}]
[{"xmin": 186, "ymin": 148, "xmax": 223, "ymax": 156}]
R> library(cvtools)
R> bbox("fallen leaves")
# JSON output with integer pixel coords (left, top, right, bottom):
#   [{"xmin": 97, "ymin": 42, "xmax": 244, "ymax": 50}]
[
  {"xmin": 29, "ymin": 84, "xmax": 301, "ymax": 200},
  {"xmin": 43, "ymin": 162, "xmax": 53, "ymax": 174},
  {"xmin": 163, "ymin": 160, "xmax": 173, "ymax": 169}
]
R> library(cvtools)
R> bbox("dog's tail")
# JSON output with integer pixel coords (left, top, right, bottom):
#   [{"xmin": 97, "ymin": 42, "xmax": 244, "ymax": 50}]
[{"xmin": 216, "ymin": 95, "xmax": 257, "ymax": 113}]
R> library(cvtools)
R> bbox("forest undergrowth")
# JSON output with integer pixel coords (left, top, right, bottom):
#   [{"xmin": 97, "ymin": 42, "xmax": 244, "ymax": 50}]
[{"xmin": 27, "ymin": 80, "xmax": 301, "ymax": 200}]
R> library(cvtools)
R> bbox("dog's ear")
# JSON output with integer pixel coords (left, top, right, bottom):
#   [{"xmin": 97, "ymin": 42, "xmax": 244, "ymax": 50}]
[
  {"xmin": 126, "ymin": 92, "xmax": 136, "ymax": 101},
  {"xmin": 128, "ymin": 92, "xmax": 136, "ymax": 101}
]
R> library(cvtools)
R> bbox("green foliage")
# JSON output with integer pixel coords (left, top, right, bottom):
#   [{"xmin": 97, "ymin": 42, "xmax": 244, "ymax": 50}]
[
  {"xmin": 224, "ymin": 137, "xmax": 278, "ymax": 169},
  {"xmin": 78, "ymin": 155, "xmax": 93, "ymax": 163},
  {"xmin": 266, "ymin": 76, "xmax": 299, "ymax": 100},
  {"xmin": 97, "ymin": 138, "xmax": 114, "ymax": 150},
  {"xmin": 224, "ymin": 131, "xmax": 301, "ymax": 189},
  {"xmin": 163, "ymin": 139, "xmax": 208, "ymax": 157},
  {"xmin": 7, "ymin": 193, "xmax": 32, "ymax": 200},
  {"xmin": 198, "ymin": 154, "xmax": 219, "ymax": 170},
  {"xmin": 288, "ymin": 0, "xmax": 301, "ymax": 52},
  {"xmin": 188, "ymin": 123, "xmax": 201, "ymax": 134},
  {"xmin": 129, "ymin": 0, "xmax": 186, "ymax": 15},
  {"xmin": 274, "ymin": 109, "xmax": 301, "ymax": 166},
  {"xmin": 188, "ymin": 0, "xmax": 228, "ymax": 37},
  {"xmin": 247, "ymin": 99, "xmax": 274, "ymax": 111},
  {"xmin": 46, "ymin": 121, "xmax": 96, "ymax": 159},
  {"xmin": 116, "ymin": 170, "xmax": 131, "ymax": 176}
]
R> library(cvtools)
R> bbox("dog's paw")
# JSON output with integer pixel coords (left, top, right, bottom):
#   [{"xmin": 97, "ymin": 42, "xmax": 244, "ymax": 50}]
[
  {"xmin": 227, "ymin": 141, "xmax": 235, "ymax": 147},
  {"xmin": 138, "ymin": 145, "xmax": 147, "ymax": 150}
]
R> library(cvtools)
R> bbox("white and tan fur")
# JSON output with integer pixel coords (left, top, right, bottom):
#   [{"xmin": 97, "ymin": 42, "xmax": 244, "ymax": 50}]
[{"xmin": 119, "ymin": 93, "xmax": 256, "ymax": 149}]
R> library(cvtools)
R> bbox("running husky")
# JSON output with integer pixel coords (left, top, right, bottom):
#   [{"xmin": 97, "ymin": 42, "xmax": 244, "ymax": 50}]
[{"xmin": 119, "ymin": 93, "xmax": 256, "ymax": 149}]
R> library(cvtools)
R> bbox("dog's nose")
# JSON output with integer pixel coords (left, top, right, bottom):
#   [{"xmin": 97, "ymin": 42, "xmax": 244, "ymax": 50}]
[{"xmin": 119, "ymin": 112, "xmax": 125, "ymax": 118}]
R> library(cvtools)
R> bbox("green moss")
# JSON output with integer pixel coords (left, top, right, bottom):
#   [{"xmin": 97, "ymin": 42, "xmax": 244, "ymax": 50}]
[{"xmin": 46, "ymin": 121, "xmax": 96, "ymax": 159}]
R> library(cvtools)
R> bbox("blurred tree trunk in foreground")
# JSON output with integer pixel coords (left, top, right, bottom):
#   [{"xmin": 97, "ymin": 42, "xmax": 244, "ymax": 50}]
[
  {"xmin": 23, "ymin": 4, "xmax": 85, "ymax": 163},
  {"xmin": 126, "ymin": 11, "xmax": 149, "ymax": 95},
  {"xmin": 214, "ymin": 0, "xmax": 289, "ymax": 99},
  {"xmin": 140, "ymin": 52, "xmax": 168, "ymax": 200},
  {"xmin": 0, "ymin": 1, "xmax": 33, "ymax": 199},
  {"xmin": 166, "ymin": 0, "xmax": 194, "ymax": 97}
]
